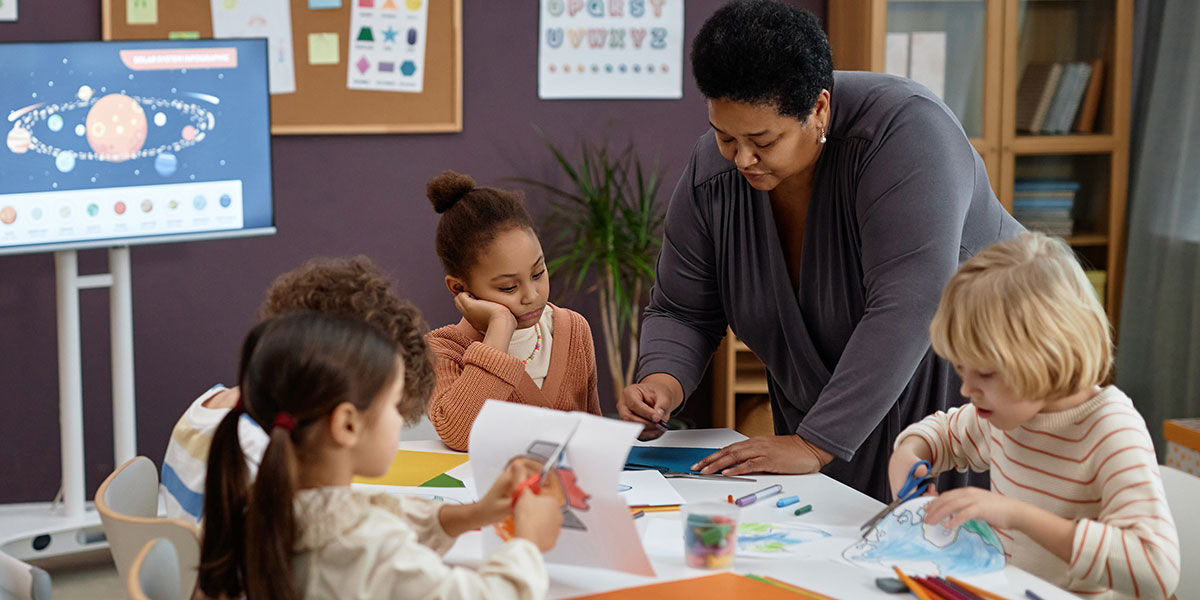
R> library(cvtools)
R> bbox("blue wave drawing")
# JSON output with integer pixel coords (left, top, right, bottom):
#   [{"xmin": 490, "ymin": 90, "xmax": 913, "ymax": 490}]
[{"xmin": 844, "ymin": 498, "xmax": 1005, "ymax": 576}]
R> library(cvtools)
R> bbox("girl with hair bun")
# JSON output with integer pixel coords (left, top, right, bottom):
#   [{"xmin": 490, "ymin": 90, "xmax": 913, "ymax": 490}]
[{"xmin": 425, "ymin": 170, "xmax": 601, "ymax": 451}]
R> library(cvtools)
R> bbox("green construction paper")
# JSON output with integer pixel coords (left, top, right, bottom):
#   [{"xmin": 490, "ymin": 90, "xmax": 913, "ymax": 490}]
[
  {"xmin": 168, "ymin": 31, "xmax": 200, "ymax": 39},
  {"xmin": 419, "ymin": 473, "xmax": 465, "ymax": 488},
  {"xmin": 307, "ymin": 33, "xmax": 340, "ymax": 65}
]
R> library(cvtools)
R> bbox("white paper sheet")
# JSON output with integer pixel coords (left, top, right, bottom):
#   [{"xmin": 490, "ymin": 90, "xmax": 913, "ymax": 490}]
[
  {"xmin": 351, "ymin": 482, "xmax": 479, "ymax": 505},
  {"xmin": 346, "ymin": 0, "xmax": 428, "ymax": 93},
  {"xmin": 619, "ymin": 469, "xmax": 684, "ymax": 508},
  {"xmin": 843, "ymin": 496, "xmax": 1005, "ymax": 576},
  {"xmin": 469, "ymin": 401, "xmax": 654, "ymax": 576},
  {"xmin": 209, "ymin": 0, "xmax": 296, "ymax": 94},
  {"xmin": 538, "ymin": 0, "xmax": 684, "ymax": 99},
  {"xmin": 0, "ymin": 0, "xmax": 18, "ymax": 22}
]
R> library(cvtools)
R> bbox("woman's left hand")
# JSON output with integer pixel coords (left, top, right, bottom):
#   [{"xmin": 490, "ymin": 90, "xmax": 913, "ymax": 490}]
[
  {"xmin": 692, "ymin": 435, "xmax": 834, "ymax": 476},
  {"xmin": 921, "ymin": 486, "xmax": 1021, "ymax": 530}
]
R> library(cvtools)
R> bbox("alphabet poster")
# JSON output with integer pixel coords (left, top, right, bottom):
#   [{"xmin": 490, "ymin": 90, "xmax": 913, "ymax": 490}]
[{"xmin": 538, "ymin": 0, "xmax": 683, "ymax": 99}]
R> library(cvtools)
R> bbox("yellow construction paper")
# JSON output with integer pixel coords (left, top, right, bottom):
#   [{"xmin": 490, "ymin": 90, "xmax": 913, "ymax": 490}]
[
  {"xmin": 307, "ymin": 33, "xmax": 340, "ymax": 65},
  {"xmin": 353, "ymin": 450, "xmax": 469, "ymax": 487},
  {"xmin": 126, "ymin": 0, "xmax": 157, "ymax": 24}
]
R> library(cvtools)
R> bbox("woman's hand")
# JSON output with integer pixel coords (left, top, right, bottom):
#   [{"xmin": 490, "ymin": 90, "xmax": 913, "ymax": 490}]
[
  {"xmin": 513, "ymin": 470, "xmax": 564, "ymax": 552},
  {"xmin": 692, "ymin": 435, "xmax": 833, "ymax": 476},
  {"xmin": 888, "ymin": 438, "xmax": 937, "ymax": 500},
  {"xmin": 454, "ymin": 292, "xmax": 517, "ymax": 352},
  {"xmin": 617, "ymin": 374, "xmax": 683, "ymax": 440}
]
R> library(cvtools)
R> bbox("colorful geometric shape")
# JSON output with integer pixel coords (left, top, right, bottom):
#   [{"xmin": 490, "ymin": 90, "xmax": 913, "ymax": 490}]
[
  {"xmin": 357, "ymin": 0, "xmax": 372, "ymax": 6},
  {"xmin": 399, "ymin": 60, "xmax": 416, "ymax": 76},
  {"xmin": 356, "ymin": 56, "xmax": 370, "ymax": 74},
  {"xmin": 405, "ymin": 0, "xmax": 420, "ymax": 9},
  {"xmin": 378, "ymin": 61, "xmax": 395, "ymax": 72},
  {"xmin": 356, "ymin": 27, "xmax": 374, "ymax": 42},
  {"xmin": 382, "ymin": 26, "xmax": 398, "ymax": 42},
  {"xmin": 381, "ymin": 0, "xmax": 397, "ymax": 8},
  {"xmin": 407, "ymin": 28, "xmax": 417, "ymax": 45}
]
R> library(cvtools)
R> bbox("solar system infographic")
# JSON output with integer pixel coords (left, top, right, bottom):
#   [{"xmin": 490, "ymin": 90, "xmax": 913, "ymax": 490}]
[{"xmin": 0, "ymin": 39, "xmax": 274, "ymax": 255}]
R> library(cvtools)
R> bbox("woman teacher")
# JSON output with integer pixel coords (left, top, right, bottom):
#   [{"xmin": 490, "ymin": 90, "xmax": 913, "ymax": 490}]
[{"xmin": 617, "ymin": 0, "xmax": 1022, "ymax": 501}]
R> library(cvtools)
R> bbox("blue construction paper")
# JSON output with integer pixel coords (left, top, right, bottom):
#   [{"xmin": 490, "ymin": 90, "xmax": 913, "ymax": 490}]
[
  {"xmin": 625, "ymin": 446, "xmax": 720, "ymax": 474},
  {"xmin": 308, "ymin": 0, "xmax": 341, "ymax": 9}
]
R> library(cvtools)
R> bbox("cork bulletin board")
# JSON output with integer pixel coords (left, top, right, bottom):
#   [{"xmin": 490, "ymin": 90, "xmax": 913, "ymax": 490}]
[{"xmin": 101, "ymin": 0, "xmax": 462, "ymax": 134}]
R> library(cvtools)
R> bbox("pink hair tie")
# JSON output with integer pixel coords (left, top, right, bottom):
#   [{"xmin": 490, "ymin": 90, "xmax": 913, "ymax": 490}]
[{"xmin": 273, "ymin": 412, "xmax": 297, "ymax": 432}]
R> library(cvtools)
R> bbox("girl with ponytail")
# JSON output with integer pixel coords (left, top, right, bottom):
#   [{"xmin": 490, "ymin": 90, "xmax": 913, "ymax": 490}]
[
  {"xmin": 198, "ymin": 311, "xmax": 563, "ymax": 600},
  {"xmin": 425, "ymin": 170, "xmax": 601, "ymax": 452}
]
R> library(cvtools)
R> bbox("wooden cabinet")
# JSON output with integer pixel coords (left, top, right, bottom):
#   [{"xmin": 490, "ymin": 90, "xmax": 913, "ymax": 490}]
[
  {"xmin": 828, "ymin": 0, "xmax": 1133, "ymax": 330},
  {"xmin": 710, "ymin": 328, "xmax": 772, "ymax": 435}
]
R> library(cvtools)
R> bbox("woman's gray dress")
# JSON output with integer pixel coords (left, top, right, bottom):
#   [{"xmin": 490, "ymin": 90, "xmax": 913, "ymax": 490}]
[{"xmin": 636, "ymin": 71, "xmax": 1023, "ymax": 501}]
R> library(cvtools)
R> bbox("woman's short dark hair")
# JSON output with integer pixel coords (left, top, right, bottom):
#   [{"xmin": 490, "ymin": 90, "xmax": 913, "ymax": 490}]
[{"xmin": 691, "ymin": 0, "xmax": 834, "ymax": 121}]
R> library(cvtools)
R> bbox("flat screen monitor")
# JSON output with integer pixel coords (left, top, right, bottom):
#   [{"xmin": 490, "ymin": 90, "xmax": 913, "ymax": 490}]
[{"xmin": 0, "ymin": 39, "xmax": 274, "ymax": 256}]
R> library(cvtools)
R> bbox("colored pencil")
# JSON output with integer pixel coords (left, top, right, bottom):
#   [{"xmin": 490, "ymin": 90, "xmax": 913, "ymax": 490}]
[
  {"xmin": 945, "ymin": 577, "xmax": 1011, "ymax": 600},
  {"xmin": 630, "ymin": 504, "xmax": 680, "ymax": 513},
  {"xmin": 1024, "ymin": 590, "xmax": 1047, "ymax": 600},
  {"xmin": 892, "ymin": 566, "xmax": 936, "ymax": 600},
  {"xmin": 743, "ymin": 574, "xmax": 838, "ymax": 600},
  {"xmin": 919, "ymin": 576, "xmax": 970, "ymax": 600},
  {"xmin": 940, "ymin": 577, "xmax": 986, "ymax": 600}
]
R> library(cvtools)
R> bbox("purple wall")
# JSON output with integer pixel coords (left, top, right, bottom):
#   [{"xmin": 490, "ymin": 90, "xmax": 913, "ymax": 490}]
[{"xmin": 0, "ymin": 1, "xmax": 825, "ymax": 502}]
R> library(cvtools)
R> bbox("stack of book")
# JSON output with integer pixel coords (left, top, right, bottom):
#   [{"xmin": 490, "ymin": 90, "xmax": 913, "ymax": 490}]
[
  {"xmin": 1015, "ymin": 60, "xmax": 1105, "ymax": 135},
  {"xmin": 1013, "ymin": 179, "xmax": 1079, "ymax": 237}
]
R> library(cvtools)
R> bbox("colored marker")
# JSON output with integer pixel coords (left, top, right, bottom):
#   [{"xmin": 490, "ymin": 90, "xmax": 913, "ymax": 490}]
[
  {"xmin": 727, "ymin": 494, "xmax": 734, "ymax": 504},
  {"xmin": 793, "ymin": 504, "xmax": 813, "ymax": 516},
  {"xmin": 735, "ymin": 484, "xmax": 782, "ymax": 507},
  {"xmin": 631, "ymin": 510, "xmax": 645, "ymax": 520},
  {"xmin": 1025, "ymin": 590, "xmax": 1047, "ymax": 600},
  {"xmin": 776, "ymin": 495, "xmax": 800, "ymax": 507},
  {"xmin": 656, "ymin": 419, "xmax": 670, "ymax": 429}
]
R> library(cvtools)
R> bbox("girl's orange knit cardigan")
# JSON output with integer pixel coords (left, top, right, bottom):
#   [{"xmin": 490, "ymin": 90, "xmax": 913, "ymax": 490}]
[{"xmin": 425, "ymin": 304, "xmax": 601, "ymax": 451}]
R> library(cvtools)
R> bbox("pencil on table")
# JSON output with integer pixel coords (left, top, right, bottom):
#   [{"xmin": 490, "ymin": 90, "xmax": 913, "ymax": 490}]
[
  {"xmin": 892, "ymin": 566, "xmax": 936, "ymax": 600},
  {"xmin": 945, "ymin": 576, "xmax": 1011, "ymax": 600}
]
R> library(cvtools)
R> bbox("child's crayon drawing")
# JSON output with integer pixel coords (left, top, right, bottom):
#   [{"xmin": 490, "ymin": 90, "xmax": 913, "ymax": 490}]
[
  {"xmin": 736, "ymin": 521, "xmax": 833, "ymax": 557},
  {"xmin": 842, "ymin": 496, "xmax": 1005, "ymax": 576}
]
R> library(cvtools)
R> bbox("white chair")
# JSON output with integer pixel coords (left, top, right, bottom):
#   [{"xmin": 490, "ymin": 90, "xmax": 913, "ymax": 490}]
[
  {"xmin": 127, "ymin": 538, "xmax": 182, "ymax": 600},
  {"xmin": 94, "ymin": 456, "xmax": 200, "ymax": 600},
  {"xmin": 1162, "ymin": 466, "xmax": 1200, "ymax": 600},
  {"xmin": 0, "ymin": 550, "xmax": 50, "ymax": 600}
]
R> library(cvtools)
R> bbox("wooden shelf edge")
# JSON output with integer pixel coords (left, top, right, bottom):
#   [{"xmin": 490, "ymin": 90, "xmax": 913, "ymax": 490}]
[
  {"xmin": 1065, "ymin": 233, "xmax": 1109, "ymax": 247},
  {"xmin": 1010, "ymin": 134, "xmax": 1117, "ymax": 155}
]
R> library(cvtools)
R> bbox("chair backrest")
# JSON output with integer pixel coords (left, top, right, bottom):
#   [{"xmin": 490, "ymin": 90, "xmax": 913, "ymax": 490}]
[
  {"xmin": 1161, "ymin": 466, "xmax": 1199, "ymax": 600},
  {"xmin": 95, "ymin": 456, "xmax": 201, "ymax": 600},
  {"xmin": 127, "ymin": 538, "xmax": 181, "ymax": 600}
]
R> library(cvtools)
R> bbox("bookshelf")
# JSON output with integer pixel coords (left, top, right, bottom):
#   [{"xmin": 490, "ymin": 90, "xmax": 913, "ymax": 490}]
[
  {"xmin": 827, "ymin": 0, "xmax": 1132, "ymax": 330},
  {"xmin": 712, "ymin": 1, "xmax": 1132, "ymax": 426},
  {"xmin": 710, "ymin": 328, "xmax": 773, "ymax": 436}
]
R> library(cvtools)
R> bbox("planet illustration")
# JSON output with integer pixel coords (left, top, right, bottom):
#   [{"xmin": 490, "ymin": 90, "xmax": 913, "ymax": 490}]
[
  {"xmin": 193, "ymin": 195, "xmax": 206, "ymax": 210},
  {"xmin": 47, "ymin": 114, "xmax": 64, "ymax": 132},
  {"xmin": 219, "ymin": 193, "xmax": 231, "ymax": 208},
  {"xmin": 55, "ymin": 151, "xmax": 76, "ymax": 173},
  {"xmin": 154, "ymin": 112, "xmax": 166, "ymax": 127},
  {"xmin": 0, "ymin": 207, "xmax": 16, "ymax": 225},
  {"xmin": 114, "ymin": 201, "xmax": 127, "ymax": 215},
  {"xmin": 140, "ymin": 199, "xmax": 153, "ymax": 213},
  {"xmin": 7, "ymin": 126, "xmax": 31, "ymax": 154},
  {"xmin": 155, "ymin": 152, "xmax": 178, "ymax": 176},
  {"xmin": 86, "ymin": 203, "xmax": 99, "ymax": 217},
  {"xmin": 59, "ymin": 206, "xmax": 71, "ymax": 218},
  {"xmin": 76, "ymin": 85, "xmax": 94, "ymax": 102},
  {"xmin": 168, "ymin": 200, "xmax": 179, "ymax": 210},
  {"xmin": 182, "ymin": 125, "xmax": 197, "ymax": 141},
  {"xmin": 32, "ymin": 207, "xmax": 43, "ymax": 220},
  {"xmin": 86, "ymin": 94, "xmax": 148, "ymax": 162}
]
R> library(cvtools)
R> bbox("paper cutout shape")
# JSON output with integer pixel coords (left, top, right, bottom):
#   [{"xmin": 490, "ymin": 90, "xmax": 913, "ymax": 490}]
[
  {"xmin": 470, "ymin": 401, "xmax": 653, "ymax": 576},
  {"xmin": 625, "ymin": 446, "xmax": 719, "ymax": 474},
  {"xmin": 126, "ymin": 0, "xmax": 157, "ymax": 24},
  {"xmin": 356, "ymin": 27, "xmax": 374, "ymax": 42},
  {"xmin": 308, "ymin": 0, "xmax": 340, "ymax": 8},
  {"xmin": 843, "ymin": 496, "xmax": 1005, "ymax": 576},
  {"xmin": 307, "ymin": 33, "xmax": 340, "ymax": 65},
  {"xmin": 737, "ymin": 521, "xmax": 833, "ymax": 557},
  {"xmin": 618, "ymin": 469, "xmax": 684, "ymax": 508},
  {"xmin": 0, "ymin": 0, "xmax": 17, "ymax": 22},
  {"xmin": 381, "ymin": 0, "xmax": 397, "ymax": 8},
  {"xmin": 419, "ymin": 473, "xmax": 464, "ymax": 488},
  {"xmin": 168, "ymin": 31, "xmax": 200, "ymax": 39},
  {"xmin": 352, "ymin": 450, "xmax": 469, "ymax": 487}
]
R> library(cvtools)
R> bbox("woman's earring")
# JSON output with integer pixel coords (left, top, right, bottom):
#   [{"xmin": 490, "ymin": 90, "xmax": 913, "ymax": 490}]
[{"xmin": 819, "ymin": 126, "xmax": 827, "ymax": 144}]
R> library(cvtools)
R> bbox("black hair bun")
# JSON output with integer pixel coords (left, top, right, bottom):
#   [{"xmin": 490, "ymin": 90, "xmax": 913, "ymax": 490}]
[{"xmin": 427, "ymin": 170, "xmax": 476, "ymax": 213}]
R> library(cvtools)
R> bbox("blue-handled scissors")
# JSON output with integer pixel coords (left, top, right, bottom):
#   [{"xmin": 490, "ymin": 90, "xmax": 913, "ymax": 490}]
[{"xmin": 859, "ymin": 460, "xmax": 934, "ymax": 538}]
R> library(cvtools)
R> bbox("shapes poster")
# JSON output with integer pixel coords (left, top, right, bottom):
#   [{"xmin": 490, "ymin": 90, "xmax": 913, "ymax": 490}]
[
  {"xmin": 209, "ymin": 0, "xmax": 296, "ymax": 94},
  {"xmin": 843, "ymin": 496, "xmax": 1006, "ymax": 576},
  {"xmin": 347, "ymin": 0, "xmax": 428, "ymax": 93},
  {"xmin": 538, "ymin": 0, "xmax": 683, "ymax": 99},
  {"xmin": 469, "ymin": 401, "xmax": 654, "ymax": 576}
]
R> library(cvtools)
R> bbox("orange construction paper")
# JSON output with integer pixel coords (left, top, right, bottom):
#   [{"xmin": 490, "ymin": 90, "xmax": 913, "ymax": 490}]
[{"xmin": 561, "ymin": 573, "xmax": 811, "ymax": 600}]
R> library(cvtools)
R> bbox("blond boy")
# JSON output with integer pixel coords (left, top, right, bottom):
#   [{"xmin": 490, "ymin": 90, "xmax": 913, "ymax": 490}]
[{"xmin": 890, "ymin": 232, "xmax": 1179, "ymax": 599}]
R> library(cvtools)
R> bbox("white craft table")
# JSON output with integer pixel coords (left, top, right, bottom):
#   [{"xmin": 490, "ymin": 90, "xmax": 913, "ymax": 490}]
[{"xmin": 391, "ymin": 429, "xmax": 1079, "ymax": 600}]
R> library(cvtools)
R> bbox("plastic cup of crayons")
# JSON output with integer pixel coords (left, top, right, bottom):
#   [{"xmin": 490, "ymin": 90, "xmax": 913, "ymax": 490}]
[{"xmin": 682, "ymin": 502, "xmax": 740, "ymax": 570}]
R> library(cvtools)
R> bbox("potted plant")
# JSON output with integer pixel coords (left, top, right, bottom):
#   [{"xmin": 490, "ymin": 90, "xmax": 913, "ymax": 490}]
[{"xmin": 517, "ymin": 127, "xmax": 665, "ymax": 405}]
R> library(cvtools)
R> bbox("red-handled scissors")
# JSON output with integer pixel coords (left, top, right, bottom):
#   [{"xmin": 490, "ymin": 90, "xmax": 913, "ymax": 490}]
[{"xmin": 512, "ymin": 419, "xmax": 581, "ymax": 507}]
